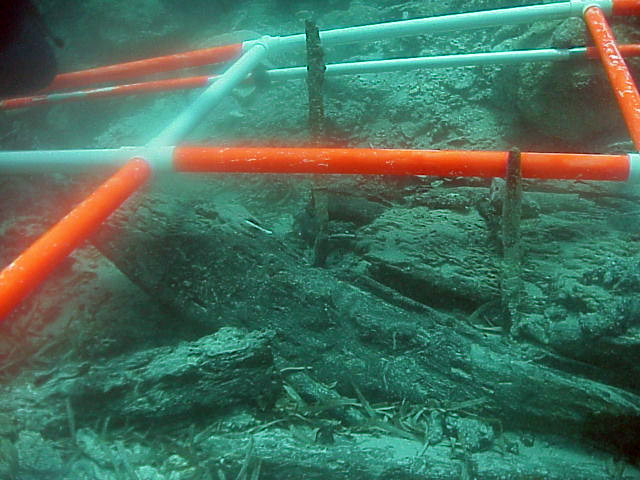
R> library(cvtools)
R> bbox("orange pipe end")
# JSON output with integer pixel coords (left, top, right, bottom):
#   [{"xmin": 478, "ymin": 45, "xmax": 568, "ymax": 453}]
[
  {"xmin": 173, "ymin": 146, "xmax": 630, "ymax": 181},
  {"xmin": 90, "ymin": 76, "xmax": 212, "ymax": 98},
  {"xmin": 0, "ymin": 158, "xmax": 151, "ymax": 322},
  {"xmin": 520, "ymin": 152, "xmax": 629, "ymax": 181},
  {"xmin": 1, "ymin": 77, "xmax": 214, "ymax": 111},
  {"xmin": 586, "ymin": 43, "xmax": 640, "ymax": 58},
  {"xmin": 0, "ymin": 96, "xmax": 48, "ymax": 110},
  {"xmin": 584, "ymin": 6, "xmax": 640, "ymax": 150},
  {"xmin": 46, "ymin": 43, "xmax": 242, "ymax": 91},
  {"xmin": 612, "ymin": 0, "xmax": 640, "ymax": 15}
]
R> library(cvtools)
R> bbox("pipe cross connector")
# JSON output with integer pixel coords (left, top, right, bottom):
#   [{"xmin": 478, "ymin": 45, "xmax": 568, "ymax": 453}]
[
  {"xmin": 570, "ymin": 0, "xmax": 613, "ymax": 15},
  {"xmin": 245, "ymin": 35, "xmax": 275, "ymax": 53},
  {"xmin": 242, "ymin": 35, "xmax": 284, "ymax": 56},
  {"xmin": 134, "ymin": 146, "xmax": 175, "ymax": 172}
]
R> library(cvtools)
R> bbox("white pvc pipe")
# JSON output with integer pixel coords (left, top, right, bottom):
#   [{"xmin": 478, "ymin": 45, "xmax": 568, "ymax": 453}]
[
  {"xmin": 245, "ymin": 1, "xmax": 612, "ymax": 54},
  {"xmin": 148, "ymin": 39, "xmax": 270, "ymax": 147},
  {"xmin": 0, "ymin": 147, "xmax": 173, "ymax": 173},
  {"xmin": 629, "ymin": 153, "xmax": 640, "ymax": 183},
  {"xmin": 267, "ymin": 47, "xmax": 587, "ymax": 81}
]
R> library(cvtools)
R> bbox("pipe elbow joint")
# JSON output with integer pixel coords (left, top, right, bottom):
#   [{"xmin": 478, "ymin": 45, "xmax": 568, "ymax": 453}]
[
  {"xmin": 243, "ymin": 35, "xmax": 278, "ymax": 54},
  {"xmin": 570, "ymin": 0, "xmax": 613, "ymax": 16},
  {"xmin": 124, "ymin": 146, "xmax": 174, "ymax": 172}
]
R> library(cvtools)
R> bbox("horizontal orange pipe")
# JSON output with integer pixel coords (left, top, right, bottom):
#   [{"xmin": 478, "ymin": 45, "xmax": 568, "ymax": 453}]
[
  {"xmin": 0, "ymin": 95, "xmax": 47, "ymax": 110},
  {"xmin": 1, "ymin": 76, "xmax": 213, "ymax": 110},
  {"xmin": 5, "ymin": 44, "xmax": 640, "ymax": 111},
  {"xmin": 612, "ymin": 0, "xmax": 640, "ymax": 15},
  {"xmin": 87, "ymin": 76, "xmax": 212, "ymax": 98},
  {"xmin": 0, "ymin": 158, "xmax": 151, "ymax": 322},
  {"xmin": 173, "ymin": 146, "xmax": 630, "ymax": 181},
  {"xmin": 585, "ymin": 43, "xmax": 640, "ymax": 58},
  {"xmin": 46, "ymin": 43, "xmax": 242, "ymax": 91},
  {"xmin": 584, "ymin": 6, "xmax": 640, "ymax": 150}
]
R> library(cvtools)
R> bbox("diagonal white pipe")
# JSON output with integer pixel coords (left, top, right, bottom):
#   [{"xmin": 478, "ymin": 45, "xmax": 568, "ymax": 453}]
[{"xmin": 147, "ymin": 39, "xmax": 270, "ymax": 148}]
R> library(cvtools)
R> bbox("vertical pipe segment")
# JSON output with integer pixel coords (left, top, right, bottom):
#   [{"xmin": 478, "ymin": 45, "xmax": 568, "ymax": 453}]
[
  {"xmin": 501, "ymin": 148, "xmax": 523, "ymax": 331},
  {"xmin": 0, "ymin": 158, "xmax": 151, "ymax": 322},
  {"xmin": 148, "ymin": 40, "xmax": 270, "ymax": 146},
  {"xmin": 305, "ymin": 20, "xmax": 326, "ymax": 141},
  {"xmin": 584, "ymin": 6, "xmax": 640, "ymax": 150},
  {"xmin": 304, "ymin": 20, "xmax": 329, "ymax": 266}
]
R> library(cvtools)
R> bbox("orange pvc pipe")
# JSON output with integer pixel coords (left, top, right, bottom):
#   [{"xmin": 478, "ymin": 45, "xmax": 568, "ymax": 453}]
[
  {"xmin": 521, "ymin": 151, "xmax": 629, "ymax": 180},
  {"xmin": 88, "ymin": 76, "xmax": 212, "ymax": 98},
  {"xmin": 585, "ymin": 43, "xmax": 640, "ymax": 58},
  {"xmin": 46, "ymin": 43, "xmax": 242, "ymax": 91},
  {"xmin": 612, "ymin": 0, "xmax": 640, "ymax": 15},
  {"xmin": 584, "ymin": 6, "xmax": 640, "ymax": 150},
  {"xmin": 6, "ymin": 44, "xmax": 640, "ymax": 111},
  {"xmin": 0, "ymin": 95, "xmax": 47, "ymax": 110},
  {"xmin": 1, "ymin": 76, "xmax": 213, "ymax": 110},
  {"xmin": 173, "ymin": 146, "xmax": 630, "ymax": 181},
  {"xmin": 0, "ymin": 158, "xmax": 151, "ymax": 322}
]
